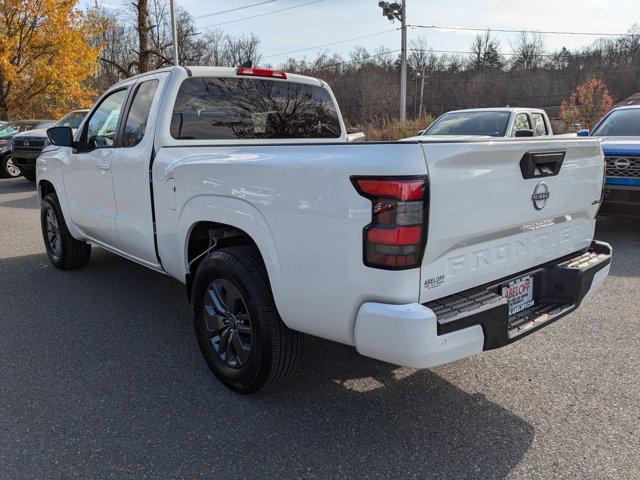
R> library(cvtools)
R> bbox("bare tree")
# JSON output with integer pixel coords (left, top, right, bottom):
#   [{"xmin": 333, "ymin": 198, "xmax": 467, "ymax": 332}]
[
  {"xmin": 470, "ymin": 31, "xmax": 503, "ymax": 72},
  {"xmin": 135, "ymin": 0, "xmax": 153, "ymax": 72},
  {"xmin": 510, "ymin": 32, "xmax": 545, "ymax": 70},
  {"xmin": 91, "ymin": 2, "xmax": 262, "ymax": 83}
]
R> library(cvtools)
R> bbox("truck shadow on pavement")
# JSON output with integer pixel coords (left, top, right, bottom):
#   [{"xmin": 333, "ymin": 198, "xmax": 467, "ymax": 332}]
[
  {"xmin": 0, "ymin": 178, "xmax": 38, "ymax": 209},
  {"xmin": 596, "ymin": 216, "xmax": 640, "ymax": 278},
  {"xmin": 0, "ymin": 249, "xmax": 534, "ymax": 479}
]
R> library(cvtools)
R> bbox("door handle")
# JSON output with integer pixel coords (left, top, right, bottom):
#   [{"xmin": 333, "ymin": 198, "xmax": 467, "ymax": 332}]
[{"xmin": 96, "ymin": 163, "xmax": 111, "ymax": 171}]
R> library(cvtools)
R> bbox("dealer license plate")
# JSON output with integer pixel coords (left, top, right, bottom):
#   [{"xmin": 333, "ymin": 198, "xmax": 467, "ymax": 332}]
[{"xmin": 502, "ymin": 275, "xmax": 534, "ymax": 316}]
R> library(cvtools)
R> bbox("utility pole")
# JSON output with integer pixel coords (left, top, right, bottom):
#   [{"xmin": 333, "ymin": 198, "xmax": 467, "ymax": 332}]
[
  {"xmin": 379, "ymin": 1, "xmax": 407, "ymax": 121},
  {"xmin": 399, "ymin": 1, "xmax": 407, "ymax": 121},
  {"xmin": 170, "ymin": 0, "xmax": 179, "ymax": 66},
  {"xmin": 418, "ymin": 67, "xmax": 425, "ymax": 118}
]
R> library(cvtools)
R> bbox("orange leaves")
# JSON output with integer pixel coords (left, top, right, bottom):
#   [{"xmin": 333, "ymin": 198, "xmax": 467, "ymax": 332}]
[
  {"xmin": 560, "ymin": 77, "xmax": 615, "ymax": 130},
  {"xmin": 0, "ymin": 0, "xmax": 99, "ymax": 119}
]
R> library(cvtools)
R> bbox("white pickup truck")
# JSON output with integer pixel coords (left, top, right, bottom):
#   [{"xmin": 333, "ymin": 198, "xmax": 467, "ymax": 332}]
[
  {"xmin": 412, "ymin": 107, "xmax": 554, "ymax": 139},
  {"xmin": 38, "ymin": 66, "xmax": 611, "ymax": 393}
]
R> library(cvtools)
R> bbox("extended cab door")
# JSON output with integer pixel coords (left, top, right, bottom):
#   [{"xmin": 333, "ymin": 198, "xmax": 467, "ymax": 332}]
[
  {"xmin": 63, "ymin": 87, "xmax": 130, "ymax": 246},
  {"xmin": 110, "ymin": 72, "xmax": 169, "ymax": 266}
]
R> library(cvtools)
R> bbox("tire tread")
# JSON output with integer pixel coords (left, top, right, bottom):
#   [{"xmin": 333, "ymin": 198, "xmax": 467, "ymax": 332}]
[
  {"xmin": 194, "ymin": 244, "xmax": 303, "ymax": 393},
  {"xmin": 42, "ymin": 193, "xmax": 91, "ymax": 270}
]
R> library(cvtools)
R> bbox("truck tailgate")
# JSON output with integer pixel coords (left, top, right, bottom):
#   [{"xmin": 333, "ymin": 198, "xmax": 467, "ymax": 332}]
[{"xmin": 419, "ymin": 138, "xmax": 604, "ymax": 303}]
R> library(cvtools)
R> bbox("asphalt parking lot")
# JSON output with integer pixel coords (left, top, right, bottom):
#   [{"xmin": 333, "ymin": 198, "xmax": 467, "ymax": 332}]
[{"xmin": 0, "ymin": 177, "xmax": 638, "ymax": 480}]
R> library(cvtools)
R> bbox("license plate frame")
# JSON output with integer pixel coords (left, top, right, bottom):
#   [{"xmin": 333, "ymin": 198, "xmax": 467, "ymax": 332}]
[{"xmin": 502, "ymin": 275, "xmax": 535, "ymax": 316}]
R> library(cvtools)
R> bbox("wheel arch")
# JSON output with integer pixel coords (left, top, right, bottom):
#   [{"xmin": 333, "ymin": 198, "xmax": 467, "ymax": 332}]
[
  {"xmin": 37, "ymin": 175, "xmax": 85, "ymax": 242},
  {"xmin": 175, "ymin": 195, "xmax": 285, "ymax": 318},
  {"xmin": 38, "ymin": 179, "xmax": 56, "ymax": 203},
  {"xmin": 185, "ymin": 221, "xmax": 266, "ymax": 298}
]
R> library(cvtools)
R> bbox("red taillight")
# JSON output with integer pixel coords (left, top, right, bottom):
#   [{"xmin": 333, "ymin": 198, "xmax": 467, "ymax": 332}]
[
  {"xmin": 367, "ymin": 226, "xmax": 422, "ymax": 245},
  {"xmin": 355, "ymin": 179, "xmax": 424, "ymax": 201},
  {"xmin": 236, "ymin": 67, "xmax": 288, "ymax": 79},
  {"xmin": 352, "ymin": 176, "xmax": 429, "ymax": 270}
]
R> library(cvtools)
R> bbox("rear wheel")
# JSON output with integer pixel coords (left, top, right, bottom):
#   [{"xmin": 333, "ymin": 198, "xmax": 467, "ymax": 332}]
[
  {"xmin": 191, "ymin": 245, "xmax": 303, "ymax": 394},
  {"xmin": 0, "ymin": 155, "xmax": 21, "ymax": 178},
  {"xmin": 41, "ymin": 193, "xmax": 91, "ymax": 270}
]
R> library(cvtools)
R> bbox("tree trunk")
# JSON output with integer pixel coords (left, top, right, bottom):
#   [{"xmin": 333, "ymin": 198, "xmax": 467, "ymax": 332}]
[{"xmin": 137, "ymin": 0, "xmax": 152, "ymax": 73}]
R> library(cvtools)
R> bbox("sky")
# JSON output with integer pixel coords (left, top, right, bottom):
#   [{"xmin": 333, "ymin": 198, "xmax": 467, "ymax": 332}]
[{"xmin": 85, "ymin": 0, "xmax": 640, "ymax": 66}]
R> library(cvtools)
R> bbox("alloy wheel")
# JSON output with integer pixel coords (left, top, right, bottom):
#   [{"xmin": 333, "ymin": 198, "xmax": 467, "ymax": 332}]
[
  {"xmin": 45, "ymin": 208, "xmax": 62, "ymax": 260},
  {"xmin": 203, "ymin": 279, "xmax": 253, "ymax": 368},
  {"xmin": 5, "ymin": 157, "xmax": 21, "ymax": 178}
]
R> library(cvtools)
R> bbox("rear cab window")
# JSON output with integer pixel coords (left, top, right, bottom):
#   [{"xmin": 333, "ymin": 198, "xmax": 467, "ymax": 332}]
[{"xmin": 170, "ymin": 77, "xmax": 342, "ymax": 141}]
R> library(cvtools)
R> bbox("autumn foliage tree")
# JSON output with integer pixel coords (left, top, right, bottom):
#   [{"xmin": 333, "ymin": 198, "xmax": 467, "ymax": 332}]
[
  {"xmin": 560, "ymin": 77, "xmax": 615, "ymax": 129},
  {"xmin": 0, "ymin": 0, "xmax": 99, "ymax": 119}
]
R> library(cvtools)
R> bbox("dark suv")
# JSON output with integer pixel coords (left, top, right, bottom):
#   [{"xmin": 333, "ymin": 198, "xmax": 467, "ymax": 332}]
[
  {"xmin": 12, "ymin": 110, "xmax": 87, "ymax": 181},
  {"xmin": 0, "ymin": 120, "xmax": 55, "ymax": 179}
]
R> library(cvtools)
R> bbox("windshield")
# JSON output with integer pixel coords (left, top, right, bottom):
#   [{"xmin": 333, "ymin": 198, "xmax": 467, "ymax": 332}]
[
  {"xmin": 0, "ymin": 122, "xmax": 30, "ymax": 139},
  {"xmin": 423, "ymin": 111, "xmax": 512, "ymax": 137},
  {"xmin": 56, "ymin": 111, "xmax": 86, "ymax": 129},
  {"xmin": 592, "ymin": 109, "xmax": 640, "ymax": 137}
]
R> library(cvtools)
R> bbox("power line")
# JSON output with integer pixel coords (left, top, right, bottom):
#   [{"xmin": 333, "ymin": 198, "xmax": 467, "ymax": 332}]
[
  {"xmin": 262, "ymin": 29, "xmax": 400, "ymax": 59},
  {"xmin": 195, "ymin": 1, "xmax": 278, "ymax": 20},
  {"xmin": 410, "ymin": 47, "xmax": 557, "ymax": 58},
  {"xmin": 310, "ymin": 49, "xmax": 402, "ymax": 69},
  {"xmin": 197, "ymin": 0, "xmax": 323, "ymax": 30},
  {"xmin": 410, "ymin": 24, "xmax": 637, "ymax": 37}
]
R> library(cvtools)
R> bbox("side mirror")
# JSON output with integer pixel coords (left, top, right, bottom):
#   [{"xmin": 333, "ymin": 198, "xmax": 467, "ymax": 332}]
[
  {"xmin": 515, "ymin": 129, "xmax": 534, "ymax": 138},
  {"xmin": 346, "ymin": 131, "xmax": 365, "ymax": 143},
  {"xmin": 577, "ymin": 129, "xmax": 590, "ymax": 137},
  {"xmin": 47, "ymin": 126, "xmax": 74, "ymax": 147}
]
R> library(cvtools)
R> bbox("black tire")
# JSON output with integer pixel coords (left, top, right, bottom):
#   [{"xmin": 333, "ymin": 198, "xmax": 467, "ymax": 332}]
[
  {"xmin": 191, "ymin": 245, "xmax": 303, "ymax": 394},
  {"xmin": 23, "ymin": 172, "xmax": 36, "ymax": 182},
  {"xmin": 41, "ymin": 193, "xmax": 91, "ymax": 270},
  {"xmin": 0, "ymin": 155, "xmax": 21, "ymax": 179}
]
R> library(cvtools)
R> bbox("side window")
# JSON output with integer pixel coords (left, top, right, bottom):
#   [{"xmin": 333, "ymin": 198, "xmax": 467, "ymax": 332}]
[
  {"xmin": 511, "ymin": 113, "xmax": 532, "ymax": 136},
  {"xmin": 531, "ymin": 113, "xmax": 548, "ymax": 136},
  {"xmin": 121, "ymin": 80, "xmax": 159, "ymax": 148},
  {"xmin": 84, "ymin": 89, "xmax": 128, "ymax": 149}
]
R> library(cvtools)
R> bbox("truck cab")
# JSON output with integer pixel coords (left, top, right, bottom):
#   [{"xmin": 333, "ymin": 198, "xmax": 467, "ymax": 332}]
[
  {"xmin": 578, "ymin": 106, "xmax": 640, "ymax": 217},
  {"xmin": 412, "ymin": 107, "xmax": 553, "ymax": 140}
]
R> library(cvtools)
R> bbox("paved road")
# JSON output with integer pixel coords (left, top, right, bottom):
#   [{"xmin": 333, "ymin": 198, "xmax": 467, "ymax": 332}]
[{"xmin": 0, "ymin": 177, "xmax": 638, "ymax": 480}]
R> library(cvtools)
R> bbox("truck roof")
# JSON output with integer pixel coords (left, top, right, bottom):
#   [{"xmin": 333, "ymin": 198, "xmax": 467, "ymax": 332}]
[
  {"xmin": 609, "ymin": 105, "xmax": 640, "ymax": 112},
  {"xmin": 443, "ymin": 107, "xmax": 548, "ymax": 115},
  {"xmin": 114, "ymin": 66, "xmax": 325, "ymax": 88}
]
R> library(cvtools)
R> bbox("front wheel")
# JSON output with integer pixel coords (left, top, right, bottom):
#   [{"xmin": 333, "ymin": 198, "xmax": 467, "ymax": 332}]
[
  {"xmin": 41, "ymin": 193, "xmax": 91, "ymax": 269},
  {"xmin": 191, "ymin": 245, "xmax": 303, "ymax": 394},
  {"xmin": 0, "ymin": 155, "xmax": 21, "ymax": 178}
]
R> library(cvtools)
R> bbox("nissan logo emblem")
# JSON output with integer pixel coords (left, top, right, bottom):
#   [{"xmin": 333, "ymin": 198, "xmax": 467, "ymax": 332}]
[
  {"xmin": 24, "ymin": 141, "xmax": 29, "ymax": 147},
  {"xmin": 532, "ymin": 182, "xmax": 550, "ymax": 210},
  {"xmin": 614, "ymin": 158, "xmax": 631, "ymax": 169}
]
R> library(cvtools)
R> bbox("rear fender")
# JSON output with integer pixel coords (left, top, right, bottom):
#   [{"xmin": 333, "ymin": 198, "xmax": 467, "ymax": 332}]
[{"xmin": 175, "ymin": 195, "xmax": 285, "ymax": 320}]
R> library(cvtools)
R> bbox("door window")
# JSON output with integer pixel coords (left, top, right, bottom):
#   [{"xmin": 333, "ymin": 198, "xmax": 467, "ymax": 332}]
[
  {"xmin": 84, "ymin": 89, "xmax": 128, "ymax": 149},
  {"xmin": 531, "ymin": 113, "xmax": 548, "ymax": 136},
  {"xmin": 121, "ymin": 80, "xmax": 159, "ymax": 148},
  {"xmin": 511, "ymin": 113, "xmax": 532, "ymax": 136}
]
